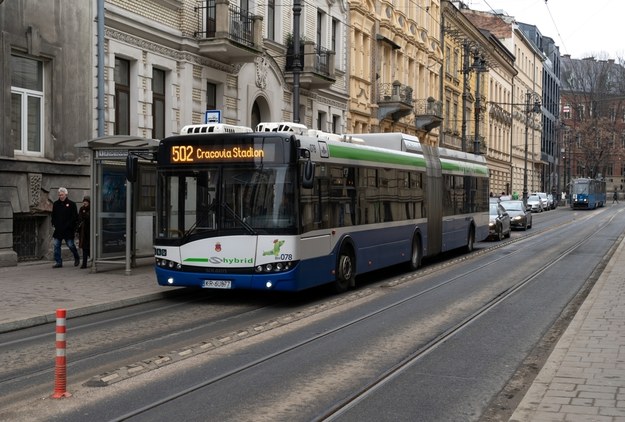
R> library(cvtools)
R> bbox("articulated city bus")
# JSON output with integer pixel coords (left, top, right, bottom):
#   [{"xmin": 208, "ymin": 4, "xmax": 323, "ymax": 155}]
[
  {"xmin": 570, "ymin": 178, "xmax": 606, "ymax": 210},
  {"xmin": 152, "ymin": 123, "xmax": 489, "ymax": 292}
]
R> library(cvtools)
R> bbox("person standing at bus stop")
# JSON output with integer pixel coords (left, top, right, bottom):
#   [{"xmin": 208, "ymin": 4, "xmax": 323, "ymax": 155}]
[
  {"xmin": 77, "ymin": 196, "xmax": 91, "ymax": 268},
  {"xmin": 614, "ymin": 191, "xmax": 619, "ymax": 204},
  {"xmin": 51, "ymin": 187, "xmax": 80, "ymax": 268}
]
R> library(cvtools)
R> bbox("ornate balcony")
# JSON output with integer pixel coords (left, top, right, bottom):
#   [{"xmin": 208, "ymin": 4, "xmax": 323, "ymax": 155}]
[
  {"xmin": 285, "ymin": 41, "xmax": 336, "ymax": 89},
  {"xmin": 414, "ymin": 97, "xmax": 443, "ymax": 132},
  {"xmin": 195, "ymin": 0, "xmax": 263, "ymax": 62},
  {"xmin": 377, "ymin": 81, "xmax": 414, "ymax": 121}
]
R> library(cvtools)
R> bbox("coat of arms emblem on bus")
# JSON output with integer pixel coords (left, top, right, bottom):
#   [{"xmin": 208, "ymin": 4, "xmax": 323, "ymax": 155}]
[
  {"xmin": 263, "ymin": 239, "xmax": 285, "ymax": 257},
  {"xmin": 215, "ymin": 242, "xmax": 221, "ymax": 252}
]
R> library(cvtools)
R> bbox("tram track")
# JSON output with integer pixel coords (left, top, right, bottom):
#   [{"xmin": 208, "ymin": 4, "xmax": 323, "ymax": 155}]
[
  {"xmin": 96, "ymin": 209, "xmax": 620, "ymax": 422},
  {"xmin": 0, "ymin": 291, "xmax": 281, "ymax": 409}
]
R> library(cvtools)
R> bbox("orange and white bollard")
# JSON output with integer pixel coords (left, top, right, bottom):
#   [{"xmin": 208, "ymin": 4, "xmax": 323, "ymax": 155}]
[{"xmin": 51, "ymin": 308, "xmax": 71, "ymax": 398}]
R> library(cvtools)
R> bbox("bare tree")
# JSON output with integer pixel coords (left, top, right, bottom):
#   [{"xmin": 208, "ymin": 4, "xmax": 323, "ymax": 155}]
[{"xmin": 561, "ymin": 55, "xmax": 625, "ymax": 180}]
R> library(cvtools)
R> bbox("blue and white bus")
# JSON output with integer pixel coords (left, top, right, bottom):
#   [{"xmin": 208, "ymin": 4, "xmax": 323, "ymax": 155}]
[
  {"xmin": 570, "ymin": 178, "xmax": 606, "ymax": 210},
  {"xmin": 152, "ymin": 124, "xmax": 489, "ymax": 292}
]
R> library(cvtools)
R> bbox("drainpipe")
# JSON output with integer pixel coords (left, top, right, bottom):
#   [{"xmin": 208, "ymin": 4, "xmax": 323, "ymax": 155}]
[
  {"xmin": 292, "ymin": 0, "xmax": 301, "ymax": 123},
  {"xmin": 97, "ymin": 0, "xmax": 105, "ymax": 136}
]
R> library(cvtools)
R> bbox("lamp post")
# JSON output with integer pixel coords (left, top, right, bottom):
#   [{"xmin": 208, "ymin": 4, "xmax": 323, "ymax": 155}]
[{"xmin": 523, "ymin": 91, "xmax": 541, "ymax": 203}]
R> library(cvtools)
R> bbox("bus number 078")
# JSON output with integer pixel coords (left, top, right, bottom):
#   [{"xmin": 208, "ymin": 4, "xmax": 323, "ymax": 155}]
[{"xmin": 279, "ymin": 254, "xmax": 292, "ymax": 261}]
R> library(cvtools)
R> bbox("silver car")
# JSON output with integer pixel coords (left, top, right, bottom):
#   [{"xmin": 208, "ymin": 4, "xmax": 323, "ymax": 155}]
[
  {"xmin": 527, "ymin": 195, "xmax": 543, "ymax": 212},
  {"xmin": 532, "ymin": 192, "xmax": 550, "ymax": 211}
]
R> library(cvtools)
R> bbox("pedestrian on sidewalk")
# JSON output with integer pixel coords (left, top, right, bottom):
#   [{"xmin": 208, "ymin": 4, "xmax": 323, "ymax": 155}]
[
  {"xmin": 614, "ymin": 191, "xmax": 619, "ymax": 204},
  {"xmin": 77, "ymin": 195, "xmax": 91, "ymax": 268},
  {"xmin": 51, "ymin": 187, "xmax": 80, "ymax": 268}
]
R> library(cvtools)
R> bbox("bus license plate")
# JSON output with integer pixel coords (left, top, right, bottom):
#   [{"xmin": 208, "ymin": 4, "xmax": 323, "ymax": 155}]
[{"xmin": 202, "ymin": 279, "xmax": 232, "ymax": 289}]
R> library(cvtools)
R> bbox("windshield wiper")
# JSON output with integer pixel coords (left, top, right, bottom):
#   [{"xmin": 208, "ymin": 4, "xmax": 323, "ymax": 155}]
[{"xmin": 221, "ymin": 202, "xmax": 257, "ymax": 235}]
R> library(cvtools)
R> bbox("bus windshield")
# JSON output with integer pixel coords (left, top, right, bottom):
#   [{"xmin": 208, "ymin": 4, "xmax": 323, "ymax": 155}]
[{"xmin": 157, "ymin": 165, "xmax": 296, "ymax": 240}]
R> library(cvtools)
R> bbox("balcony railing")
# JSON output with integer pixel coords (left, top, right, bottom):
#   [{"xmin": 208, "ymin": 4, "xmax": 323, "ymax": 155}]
[
  {"xmin": 414, "ymin": 97, "xmax": 442, "ymax": 117},
  {"xmin": 377, "ymin": 82, "xmax": 414, "ymax": 104},
  {"xmin": 414, "ymin": 97, "xmax": 443, "ymax": 132},
  {"xmin": 195, "ymin": 1, "xmax": 254, "ymax": 48},
  {"xmin": 285, "ymin": 43, "xmax": 333, "ymax": 79}
]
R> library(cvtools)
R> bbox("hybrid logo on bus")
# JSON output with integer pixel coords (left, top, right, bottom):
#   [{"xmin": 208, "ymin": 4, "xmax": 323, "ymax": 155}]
[{"xmin": 210, "ymin": 257, "xmax": 253, "ymax": 265}]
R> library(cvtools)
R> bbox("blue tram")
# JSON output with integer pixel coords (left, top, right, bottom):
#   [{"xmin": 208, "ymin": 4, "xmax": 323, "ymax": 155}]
[{"xmin": 570, "ymin": 178, "xmax": 606, "ymax": 210}]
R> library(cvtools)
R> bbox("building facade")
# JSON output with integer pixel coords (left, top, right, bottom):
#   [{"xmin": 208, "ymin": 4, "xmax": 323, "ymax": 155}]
[
  {"xmin": 0, "ymin": 1, "xmax": 93, "ymax": 265},
  {"xmin": 442, "ymin": 1, "xmax": 516, "ymax": 196},
  {"xmin": 1, "ymin": 0, "xmax": 576, "ymax": 265},
  {"xmin": 463, "ymin": 8, "xmax": 545, "ymax": 199},
  {"xmin": 560, "ymin": 56, "xmax": 625, "ymax": 194},
  {"xmin": 347, "ymin": 0, "xmax": 443, "ymax": 145},
  {"xmin": 519, "ymin": 24, "xmax": 561, "ymax": 195}
]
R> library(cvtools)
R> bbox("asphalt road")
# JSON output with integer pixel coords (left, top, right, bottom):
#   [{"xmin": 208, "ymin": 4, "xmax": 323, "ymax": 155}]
[{"xmin": 2, "ymin": 206, "xmax": 620, "ymax": 422}]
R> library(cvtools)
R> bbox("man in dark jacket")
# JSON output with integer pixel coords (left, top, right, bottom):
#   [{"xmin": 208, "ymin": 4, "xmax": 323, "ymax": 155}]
[{"xmin": 51, "ymin": 187, "xmax": 80, "ymax": 268}]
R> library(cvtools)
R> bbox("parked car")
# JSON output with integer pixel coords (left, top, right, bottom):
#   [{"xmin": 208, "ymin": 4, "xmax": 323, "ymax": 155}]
[
  {"xmin": 489, "ymin": 202, "xmax": 512, "ymax": 241},
  {"xmin": 500, "ymin": 200, "xmax": 532, "ymax": 230},
  {"xmin": 527, "ymin": 195, "xmax": 544, "ymax": 212},
  {"xmin": 547, "ymin": 193, "xmax": 557, "ymax": 209},
  {"xmin": 532, "ymin": 192, "xmax": 550, "ymax": 210}
]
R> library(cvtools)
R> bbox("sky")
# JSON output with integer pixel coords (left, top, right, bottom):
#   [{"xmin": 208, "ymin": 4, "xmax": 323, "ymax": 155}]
[{"xmin": 467, "ymin": 0, "xmax": 624, "ymax": 60}]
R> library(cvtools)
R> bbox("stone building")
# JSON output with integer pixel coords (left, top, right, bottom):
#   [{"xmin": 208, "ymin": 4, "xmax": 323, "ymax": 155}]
[
  {"xmin": 442, "ymin": 1, "xmax": 517, "ymax": 196},
  {"xmin": 1, "ymin": 0, "xmax": 351, "ymax": 265},
  {"xmin": 0, "ymin": 1, "xmax": 93, "ymax": 265},
  {"xmin": 462, "ymin": 8, "xmax": 545, "ymax": 199},
  {"xmin": 347, "ymin": 0, "xmax": 444, "ymax": 144}
]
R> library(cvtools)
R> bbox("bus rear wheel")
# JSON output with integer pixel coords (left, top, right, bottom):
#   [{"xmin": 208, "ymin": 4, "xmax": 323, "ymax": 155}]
[
  {"xmin": 334, "ymin": 249, "xmax": 355, "ymax": 293},
  {"xmin": 407, "ymin": 235, "xmax": 422, "ymax": 271},
  {"xmin": 466, "ymin": 227, "xmax": 475, "ymax": 253}
]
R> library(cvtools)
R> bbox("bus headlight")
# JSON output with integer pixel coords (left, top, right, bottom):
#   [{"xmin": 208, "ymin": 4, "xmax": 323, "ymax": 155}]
[
  {"xmin": 156, "ymin": 258, "xmax": 182, "ymax": 271},
  {"xmin": 255, "ymin": 261, "xmax": 298, "ymax": 273}
]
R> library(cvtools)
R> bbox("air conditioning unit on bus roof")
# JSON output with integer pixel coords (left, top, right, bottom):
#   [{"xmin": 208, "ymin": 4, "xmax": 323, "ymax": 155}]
[
  {"xmin": 307, "ymin": 129, "xmax": 364, "ymax": 144},
  {"xmin": 256, "ymin": 122, "xmax": 308, "ymax": 135},
  {"xmin": 180, "ymin": 123, "xmax": 253, "ymax": 134}
]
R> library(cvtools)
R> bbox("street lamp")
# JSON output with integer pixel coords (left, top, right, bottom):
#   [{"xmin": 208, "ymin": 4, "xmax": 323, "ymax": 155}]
[{"xmin": 523, "ymin": 91, "xmax": 542, "ymax": 202}]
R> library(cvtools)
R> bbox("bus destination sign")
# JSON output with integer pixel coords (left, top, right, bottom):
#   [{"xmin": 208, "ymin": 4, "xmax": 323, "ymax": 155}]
[{"xmin": 170, "ymin": 144, "xmax": 274, "ymax": 164}]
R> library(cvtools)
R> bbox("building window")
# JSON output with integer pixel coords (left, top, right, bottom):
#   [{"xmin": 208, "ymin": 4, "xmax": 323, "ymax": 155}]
[
  {"xmin": 331, "ymin": 18, "xmax": 338, "ymax": 52},
  {"xmin": 153, "ymin": 68, "xmax": 165, "ymax": 139},
  {"xmin": 332, "ymin": 114, "xmax": 341, "ymax": 134},
  {"xmin": 562, "ymin": 104, "xmax": 571, "ymax": 119},
  {"xmin": 317, "ymin": 110, "xmax": 327, "ymax": 131},
  {"xmin": 10, "ymin": 55, "xmax": 43, "ymax": 156},
  {"xmin": 207, "ymin": 82, "xmax": 217, "ymax": 111},
  {"xmin": 139, "ymin": 167, "xmax": 157, "ymax": 211},
  {"xmin": 317, "ymin": 10, "xmax": 325, "ymax": 48},
  {"xmin": 267, "ymin": 0, "xmax": 275, "ymax": 41},
  {"xmin": 115, "ymin": 58, "xmax": 130, "ymax": 135}
]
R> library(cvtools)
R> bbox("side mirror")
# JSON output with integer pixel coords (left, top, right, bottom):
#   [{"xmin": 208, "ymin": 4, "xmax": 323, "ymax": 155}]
[
  {"xmin": 126, "ymin": 154, "xmax": 138, "ymax": 183},
  {"xmin": 302, "ymin": 159, "xmax": 315, "ymax": 189}
]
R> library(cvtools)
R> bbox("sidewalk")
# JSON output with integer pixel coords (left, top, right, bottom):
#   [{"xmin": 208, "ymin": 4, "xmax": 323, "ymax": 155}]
[
  {"xmin": 3, "ymin": 239, "xmax": 625, "ymax": 420},
  {"xmin": 510, "ymin": 236, "xmax": 625, "ymax": 421},
  {"xmin": 0, "ymin": 258, "xmax": 175, "ymax": 333}
]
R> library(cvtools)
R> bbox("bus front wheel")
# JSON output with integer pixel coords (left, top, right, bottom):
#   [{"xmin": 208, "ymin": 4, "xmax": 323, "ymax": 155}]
[{"xmin": 334, "ymin": 248, "xmax": 355, "ymax": 293}]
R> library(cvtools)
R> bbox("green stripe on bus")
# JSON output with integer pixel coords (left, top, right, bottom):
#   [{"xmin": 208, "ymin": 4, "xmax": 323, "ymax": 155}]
[
  {"xmin": 328, "ymin": 144, "xmax": 488, "ymax": 175},
  {"xmin": 184, "ymin": 258, "xmax": 208, "ymax": 262},
  {"xmin": 441, "ymin": 160, "xmax": 489, "ymax": 175},
  {"xmin": 328, "ymin": 144, "xmax": 426, "ymax": 167}
]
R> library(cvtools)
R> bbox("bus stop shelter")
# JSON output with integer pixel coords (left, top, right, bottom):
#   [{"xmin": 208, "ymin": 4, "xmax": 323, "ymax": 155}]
[{"xmin": 76, "ymin": 136, "xmax": 159, "ymax": 274}]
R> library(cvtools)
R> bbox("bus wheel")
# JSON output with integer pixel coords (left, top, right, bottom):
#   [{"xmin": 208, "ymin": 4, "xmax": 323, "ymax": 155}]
[
  {"xmin": 407, "ymin": 235, "xmax": 422, "ymax": 271},
  {"xmin": 334, "ymin": 248, "xmax": 355, "ymax": 293},
  {"xmin": 466, "ymin": 227, "xmax": 475, "ymax": 253}
]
